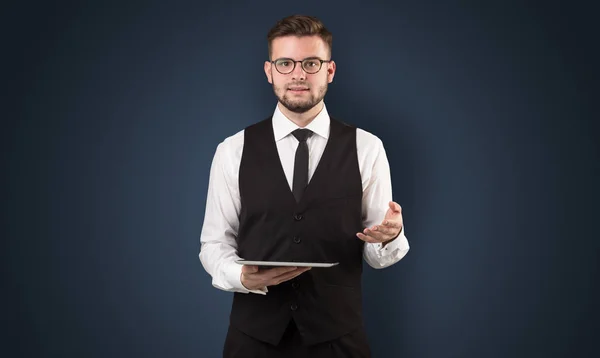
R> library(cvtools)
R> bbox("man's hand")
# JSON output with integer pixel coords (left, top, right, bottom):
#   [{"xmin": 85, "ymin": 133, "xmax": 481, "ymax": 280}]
[
  {"xmin": 356, "ymin": 201, "xmax": 403, "ymax": 246},
  {"xmin": 240, "ymin": 265, "xmax": 311, "ymax": 291}
]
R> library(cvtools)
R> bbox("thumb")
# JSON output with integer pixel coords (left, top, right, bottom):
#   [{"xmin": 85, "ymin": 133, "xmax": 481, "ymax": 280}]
[{"xmin": 243, "ymin": 265, "xmax": 258, "ymax": 274}]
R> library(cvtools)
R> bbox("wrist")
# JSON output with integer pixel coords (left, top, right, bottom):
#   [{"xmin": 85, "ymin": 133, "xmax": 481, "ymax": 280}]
[
  {"xmin": 382, "ymin": 226, "xmax": 402, "ymax": 247},
  {"xmin": 240, "ymin": 273, "xmax": 250, "ymax": 290}
]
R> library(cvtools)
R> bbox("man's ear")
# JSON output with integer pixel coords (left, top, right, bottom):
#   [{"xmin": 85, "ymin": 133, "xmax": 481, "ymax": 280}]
[
  {"xmin": 327, "ymin": 60, "xmax": 336, "ymax": 83},
  {"xmin": 264, "ymin": 61, "xmax": 273, "ymax": 84}
]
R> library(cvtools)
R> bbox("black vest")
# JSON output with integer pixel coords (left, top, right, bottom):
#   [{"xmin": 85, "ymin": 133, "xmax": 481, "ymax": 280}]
[{"xmin": 230, "ymin": 116, "xmax": 365, "ymax": 346}]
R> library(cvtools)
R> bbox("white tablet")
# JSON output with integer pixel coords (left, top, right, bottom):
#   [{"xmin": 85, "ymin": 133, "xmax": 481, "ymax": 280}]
[{"xmin": 235, "ymin": 260, "xmax": 339, "ymax": 268}]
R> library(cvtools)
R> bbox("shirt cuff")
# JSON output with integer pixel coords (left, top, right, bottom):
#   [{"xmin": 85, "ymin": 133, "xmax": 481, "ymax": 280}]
[
  {"xmin": 372, "ymin": 229, "xmax": 410, "ymax": 261},
  {"xmin": 221, "ymin": 261, "xmax": 268, "ymax": 295}
]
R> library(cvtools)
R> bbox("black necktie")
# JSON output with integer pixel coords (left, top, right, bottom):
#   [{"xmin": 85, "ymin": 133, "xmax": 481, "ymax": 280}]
[{"xmin": 292, "ymin": 129, "xmax": 313, "ymax": 203}]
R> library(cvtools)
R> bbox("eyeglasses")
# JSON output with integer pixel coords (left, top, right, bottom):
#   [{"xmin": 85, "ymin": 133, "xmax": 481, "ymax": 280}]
[{"xmin": 271, "ymin": 57, "xmax": 331, "ymax": 74}]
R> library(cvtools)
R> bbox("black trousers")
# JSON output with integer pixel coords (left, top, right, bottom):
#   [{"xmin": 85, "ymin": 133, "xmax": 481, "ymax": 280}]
[{"xmin": 223, "ymin": 320, "xmax": 371, "ymax": 358}]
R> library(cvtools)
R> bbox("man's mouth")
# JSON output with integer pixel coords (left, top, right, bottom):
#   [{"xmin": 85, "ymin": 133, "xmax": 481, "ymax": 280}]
[{"xmin": 288, "ymin": 87, "xmax": 309, "ymax": 92}]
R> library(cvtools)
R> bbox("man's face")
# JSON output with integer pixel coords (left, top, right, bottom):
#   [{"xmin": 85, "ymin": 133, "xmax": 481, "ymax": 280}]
[{"xmin": 264, "ymin": 35, "xmax": 336, "ymax": 114}]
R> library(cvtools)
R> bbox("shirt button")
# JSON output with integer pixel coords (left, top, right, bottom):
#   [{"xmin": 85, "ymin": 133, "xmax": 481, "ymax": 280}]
[
  {"xmin": 290, "ymin": 303, "xmax": 298, "ymax": 311},
  {"xmin": 293, "ymin": 236, "xmax": 301, "ymax": 244},
  {"xmin": 294, "ymin": 213, "xmax": 303, "ymax": 221},
  {"xmin": 292, "ymin": 282, "xmax": 299, "ymax": 289}
]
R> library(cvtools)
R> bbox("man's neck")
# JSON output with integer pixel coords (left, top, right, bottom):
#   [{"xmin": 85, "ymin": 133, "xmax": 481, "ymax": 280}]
[{"xmin": 278, "ymin": 101, "xmax": 324, "ymax": 128}]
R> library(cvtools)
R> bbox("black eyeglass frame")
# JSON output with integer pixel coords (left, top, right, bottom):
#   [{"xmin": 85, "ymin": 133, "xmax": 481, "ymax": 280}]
[{"xmin": 270, "ymin": 57, "xmax": 332, "ymax": 74}]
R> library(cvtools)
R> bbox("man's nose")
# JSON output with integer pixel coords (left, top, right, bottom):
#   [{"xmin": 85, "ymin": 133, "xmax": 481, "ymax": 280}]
[{"xmin": 291, "ymin": 62, "xmax": 306, "ymax": 81}]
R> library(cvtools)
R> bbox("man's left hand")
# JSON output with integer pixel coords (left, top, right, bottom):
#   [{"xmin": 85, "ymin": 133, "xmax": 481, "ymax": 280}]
[{"xmin": 356, "ymin": 201, "xmax": 403, "ymax": 246}]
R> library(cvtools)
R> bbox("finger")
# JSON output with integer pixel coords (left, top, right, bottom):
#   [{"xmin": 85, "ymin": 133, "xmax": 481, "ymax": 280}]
[
  {"xmin": 356, "ymin": 232, "xmax": 380, "ymax": 243},
  {"xmin": 270, "ymin": 268, "xmax": 311, "ymax": 285},
  {"xmin": 285, "ymin": 268, "xmax": 311, "ymax": 282},
  {"xmin": 245, "ymin": 267, "xmax": 300, "ymax": 288},
  {"xmin": 370, "ymin": 224, "xmax": 396, "ymax": 236},
  {"xmin": 281, "ymin": 267, "xmax": 312, "ymax": 282},
  {"xmin": 241, "ymin": 265, "xmax": 259, "ymax": 274},
  {"xmin": 280, "ymin": 267, "xmax": 311, "ymax": 280},
  {"xmin": 382, "ymin": 219, "xmax": 402, "ymax": 229},
  {"xmin": 364, "ymin": 227, "xmax": 388, "ymax": 242},
  {"xmin": 265, "ymin": 266, "xmax": 299, "ymax": 279},
  {"xmin": 389, "ymin": 201, "xmax": 402, "ymax": 213},
  {"xmin": 271, "ymin": 266, "xmax": 310, "ymax": 279},
  {"xmin": 378, "ymin": 222, "xmax": 402, "ymax": 236}
]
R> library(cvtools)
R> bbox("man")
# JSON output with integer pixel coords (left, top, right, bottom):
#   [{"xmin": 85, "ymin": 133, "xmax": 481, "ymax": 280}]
[{"xmin": 199, "ymin": 14, "xmax": 410, "ymax": 358}]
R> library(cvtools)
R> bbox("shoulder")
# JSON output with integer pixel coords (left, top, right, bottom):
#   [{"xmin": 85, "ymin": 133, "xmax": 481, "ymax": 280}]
[
  {"xmin": 215, "ymin": 115, "xmax": 271, "ymax": 157},
  {"xmin": 355, "ymin": 127, "xmax": 387, "ymax": 171},
  {"xmin": 221, "ymin": 128, "xmax": 245, "ymax": 148},
  {"xmin": 208, "ymin": 129, "xmax": 245, "ymax": 182},
  {"xmin": 329, "ymin": 116, "xmax": 385, "ymax": 158},
  {"xmin": 216, "ymin": 128, "xmax": 245, "ymax": 160},
  {"xmin": 330, "ymin": 117, "xmax": 383, "ymax": 150},
  {"xmin": 356, "ymin": 127, "xmax": 384, "ymax": 151}
]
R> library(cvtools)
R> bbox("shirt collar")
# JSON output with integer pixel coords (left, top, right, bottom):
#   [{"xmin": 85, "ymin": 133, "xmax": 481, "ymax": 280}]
[{"xmin": 272, "ymin": 103, "xmax": 330, "ymax": 142}]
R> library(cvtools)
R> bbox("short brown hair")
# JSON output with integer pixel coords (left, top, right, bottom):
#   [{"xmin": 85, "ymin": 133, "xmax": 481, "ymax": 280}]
[{"xmin": 267, "ymin": 15, "xmax": 333, "ymax": 59}]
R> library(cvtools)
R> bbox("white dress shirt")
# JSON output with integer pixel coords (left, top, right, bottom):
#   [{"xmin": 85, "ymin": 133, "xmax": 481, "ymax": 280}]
[{"xmin": 199, "ymin": 103, "xmax": 410, "ymax": 295}]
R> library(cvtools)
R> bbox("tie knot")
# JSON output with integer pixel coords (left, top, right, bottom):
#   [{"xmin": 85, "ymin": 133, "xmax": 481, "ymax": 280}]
[{"xmin": 292, "ymin": 128, "xmax": 313, "ymax": 142}]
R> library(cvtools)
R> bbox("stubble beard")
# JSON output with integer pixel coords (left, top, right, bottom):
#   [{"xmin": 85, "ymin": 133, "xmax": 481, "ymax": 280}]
[{"xmin": 273, "ymin": 83, "xmax": 328, "ymax": 114}]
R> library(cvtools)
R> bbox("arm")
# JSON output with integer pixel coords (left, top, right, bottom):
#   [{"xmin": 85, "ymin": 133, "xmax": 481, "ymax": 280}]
[
  {"xmin": 198, "ymin": 139, "xmax": 268, "ymax": 295},
  {"xmin": 359, "ymin": 134, "xmax": 410, "ymax": 269}
]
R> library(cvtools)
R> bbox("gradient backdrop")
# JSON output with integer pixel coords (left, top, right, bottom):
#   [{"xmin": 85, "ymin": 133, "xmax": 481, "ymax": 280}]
[{"xmin": 4, "ymin": 1, "xmax": 599, "ymax": 357}]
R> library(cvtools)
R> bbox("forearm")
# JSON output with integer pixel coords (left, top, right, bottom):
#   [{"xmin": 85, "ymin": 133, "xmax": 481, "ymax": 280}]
[
  {"xmin": 198, "ymin": 140, "xmax": 267, "ymax": 295},
  {"xmin": 199, "ymin": 236, "xmax": 268, "ymax": 295}
]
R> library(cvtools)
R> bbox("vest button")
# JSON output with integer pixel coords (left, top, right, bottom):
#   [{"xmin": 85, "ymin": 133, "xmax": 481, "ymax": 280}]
[
  {"xmin": 294, "ymin": 213, "xmax": 303, "ymax": 221},
  {"xmin": 290, "ymin": 303, "xmax": 298, "ymax": 311},
  {"xmin": 293, "ymin": 236, "xmax": 301, "ymax": 244},
  {"xmin": 291, "ymin": 282, "xmax": 299, "ymax": 289}
]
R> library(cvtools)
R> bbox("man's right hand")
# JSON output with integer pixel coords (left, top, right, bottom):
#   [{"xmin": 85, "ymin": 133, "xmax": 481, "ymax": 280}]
[{"xmin": 240, "ymin": 265, "xmax": 311, "ymax": 291}]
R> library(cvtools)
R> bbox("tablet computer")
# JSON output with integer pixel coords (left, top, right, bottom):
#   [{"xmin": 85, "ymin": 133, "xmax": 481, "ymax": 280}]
[{"xmin": 235, "ymin": 260, "xmax": 339, "ymax": 268}]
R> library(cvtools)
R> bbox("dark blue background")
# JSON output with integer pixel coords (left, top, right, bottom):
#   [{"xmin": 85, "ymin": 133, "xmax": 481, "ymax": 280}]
[{"xmin": 4, "ymin": 1, "xmax": 598, "ymax": 357}]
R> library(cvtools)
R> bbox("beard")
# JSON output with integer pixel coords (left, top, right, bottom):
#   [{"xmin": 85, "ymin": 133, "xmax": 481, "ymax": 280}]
[{"xmin": 273, "ymin": 82, "xmax": 328, "ymax": 113}]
